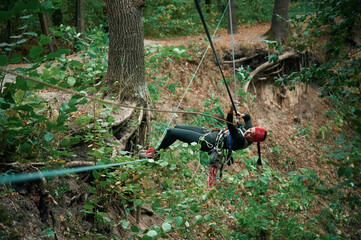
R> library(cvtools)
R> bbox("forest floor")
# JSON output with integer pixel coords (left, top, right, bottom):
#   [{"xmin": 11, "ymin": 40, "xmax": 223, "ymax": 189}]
[{"xmin": 1, "ymin": 23, "xmax": 358, "ymax": 239}]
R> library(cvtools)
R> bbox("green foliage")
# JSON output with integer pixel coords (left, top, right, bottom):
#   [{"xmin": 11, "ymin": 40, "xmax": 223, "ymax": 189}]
[
  {"xmin": 145, "ymin": 44, "xmax": 188, "ymax": 102},
  {"xmin": 143, "ymin": 0, "xmax": 308, "ymax": 38},
  {"xmin": 236, "ymin": 0, "xmax": 273, "ymax": 24},
  {"xmin": 236, "ymin": 65, "xmax": 255, "ymax": 103},
  {"xmin": 0, "ymin": 18, "xmax": 108, "ymax": 162},
  {"xmin": 143, "ymin": 1, "xmax": 209, "ymax": 37},
  {"xmin": 277, "ymin": 0, "xmax": 361, "ymax": 236}
]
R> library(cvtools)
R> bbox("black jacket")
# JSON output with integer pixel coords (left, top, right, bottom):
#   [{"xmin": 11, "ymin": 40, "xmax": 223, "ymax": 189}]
[{"xmin": 224, "ymin": 113, "xmax": 253, "ymax": 151}]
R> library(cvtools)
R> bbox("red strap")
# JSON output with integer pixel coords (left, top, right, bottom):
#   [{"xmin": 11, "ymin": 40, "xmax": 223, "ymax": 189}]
[{"xmin": 207, "ymin": 165, "xmax": 218, "ymax": 186}]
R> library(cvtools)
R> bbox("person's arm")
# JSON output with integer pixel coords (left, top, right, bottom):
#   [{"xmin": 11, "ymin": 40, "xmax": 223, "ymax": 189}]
[
  {"xmin": 226, "ymin": 100, "xmax": 251, "ymax": 129},
  {"xmin": 242, "ymin": 113, "xmax": 253, "ymax": 129},
  {"xmin": 226, "ymin": 102, "xmax": 247, "ymax": 148}
]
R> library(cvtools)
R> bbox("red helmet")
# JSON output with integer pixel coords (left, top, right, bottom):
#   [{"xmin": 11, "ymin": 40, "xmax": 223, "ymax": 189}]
[{"xmin": 252, "ymin": 127, "xmax": 266, "ymax": 142}]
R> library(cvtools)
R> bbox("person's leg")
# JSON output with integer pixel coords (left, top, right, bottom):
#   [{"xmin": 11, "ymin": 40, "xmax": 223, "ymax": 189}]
[
  {"xmin": 157, "ymin": 128, "xmax": 203, "ymax": 150},
  {"xmin": 174, "ymin": 125, "xmax": 208, "ymax": 134},
  {"xmin": 139, "ymin": 127, "xmax": 215, "ymax": 159}
]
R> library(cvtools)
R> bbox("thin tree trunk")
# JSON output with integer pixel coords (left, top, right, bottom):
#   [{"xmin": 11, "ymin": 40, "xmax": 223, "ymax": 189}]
[
  {"xmin": 38, "ymin": 12, "xmax": 58, "ymax": 53},
  {"xmin": 76, "ymin": 0, "xmax": 85, "ymax": 35}
]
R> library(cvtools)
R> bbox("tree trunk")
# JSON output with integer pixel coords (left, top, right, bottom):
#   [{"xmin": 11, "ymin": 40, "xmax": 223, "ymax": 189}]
[
  {"xmin": 104, "ymin": 0, "xmax": 150, "ymax": 153},
  {"xmin": 1, "ymin": 0, "xmax": 12, "ymax": 42},
  {"xmin": 227, "ymin": 0, "xmax": 238, "ymax": 34},
  {"xmin": 104, "ymin": 0, "xmax": 147, "ymax": 102},
  {"xmin": 205, "ymin": 0, "xmax": 211, "ymax": 13},
  {"xmin": 38, "ymin": 12, "xmax": 58, "ymax": 53},
  {"xmin": 52, "ymin": 9, "xmax": 62, "ymax": 27},
  {"xmin": 265, "ymin": 0, "xmax": 290, "ymax": 42},
  {"xmin": 76, "ymin": 0, "xmax": 85, "ymax": 35}
]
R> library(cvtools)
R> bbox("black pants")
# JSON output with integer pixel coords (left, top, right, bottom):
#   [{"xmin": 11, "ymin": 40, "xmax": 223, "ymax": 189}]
[{"xmin": 157, "ymin": 125, "xmax": 218, "ymax": 152}]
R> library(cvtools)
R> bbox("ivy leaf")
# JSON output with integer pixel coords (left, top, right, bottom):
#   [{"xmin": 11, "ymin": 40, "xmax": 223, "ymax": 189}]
[
  {"xmin": 88, "ymin": 186, "xmax": 97, "ymax": 194},
  {"xmin": 149, "ymin": 56, "xmax": 157, "ymax": 63},
  {"xmin": 175, "ymin": 216, "xmax": 183, "ymax": 227},
  {"xmin": 120, "ymin": 220, "xmax": 129, "ymax": 229},
  {"xmin": 202, "ymin": 194, "xmax": 208, "ymax": 201},
  {"xmin": 16, "ymin": 38, "xmax": 28, "ymax": 44},
  {"xmin": 40, "ymin": 0, "xmax": 54, "ymax": 10},
  {"xmin": 134, "ymin": 199, "xmax": 142, "ymax": 207},
  {"xmin": 9, "ymin": 54, "xmax": 22, "ymax": 63},
  {"xmin": 146, "ymin": 230, "xmax": 157, "ymax": 238},
  {"xmin": 195, "ymin": 215, "xmax": 203, "ymax": 223},
  {"xmin": 24, "ymin": 32, "xmax": 38, "ymax": 37},
  {"xmin": 0, "ymin": 55, "xmax": 8, "ymax": 66},
  {"xmin": 338, "ymin": 167, "xmax": 352, "ymax": 178},
  {"xmin": 39, "ymin": 34, "xmax": 51, "ymax": 45},
  {"xmin": 204, "ymin": 214, "xmax": 211, "ymax": 222},
  {"xmin": 131, "ymin": 225, "xmax": 139, "ymax": 233},
  {"xmin": 44, "ymin": 132, "xmax": 54, "ymax": 142},
  {"xmin": 162, "ymin": 222, "xmax": 172, "ymax": 233},
  {"xmin": 269, "ymin": 54, "xmax": 279, "ymax": 64},
  {"xmin": 165, "ymin": 215, "xmax": 173, "ymax": 224},
  {"xmin": 170, "ymin": 164, "xmax": 176, "ymax": 170},
  {"xmin": 67, "ymin": 76, "xmax": 76, "ymax": 86},
  {"xmin": 29, "ymin": 46, "xmax": 44, "ymax": 59},
  {"xmin": 92, "ymin": 170, "xmax": 100, "ymax": 179},
  {"xmin": 14, "ymin": 90, "xmax": 25, "ymax": 103}
]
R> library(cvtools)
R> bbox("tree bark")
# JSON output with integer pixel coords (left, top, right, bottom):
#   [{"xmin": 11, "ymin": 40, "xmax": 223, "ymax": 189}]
[
  {"xmin": 76, "ymin": 0, "xmax": 85, "ymax": 35},
  {"xmin": 227, "ymin": 0, "xmax": 238, "ymax": 34},
  {"xmin": 104, "ymin": 0, "xmax": 150, "ymax": 152},
  {"xmin": 104, "ymin": 0, "xmax": 147, "ymax": 102},
  {"xmin": 38, "ymin": 12, "xmax": 58, "ymax": 53},
  {"xmin": 265, "ymin": 0, "xmax": 290, "ymax": 42}
]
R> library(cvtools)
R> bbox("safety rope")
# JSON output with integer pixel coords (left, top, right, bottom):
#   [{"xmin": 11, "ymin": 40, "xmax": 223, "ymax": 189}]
[
  {"xmin": 229, "ymin": 0, "xmax": 238, "ymax": 112},
  {"xmin": 155, "ymin": 2, "xmax": 230, "ymax": 149},
  {"xmin": 194, "ymin": 0, "xmax": 237, "ymax": 115},
  {"xmin": 0, "ymin": 68, "xmax": 234, "ymax": 125},
  {"xmin": 0, "ymin": 159, "xmax": 149, "ymax": 185}
]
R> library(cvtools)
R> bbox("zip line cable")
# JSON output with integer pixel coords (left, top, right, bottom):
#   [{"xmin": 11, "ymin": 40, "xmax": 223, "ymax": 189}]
[
  {"xmin": 194, "ymin": 0, "xmax": 237, "ymax": 114},
  {"xmin": 155, "ymin": 2, "xmax": 230, "ymax": 149},
  {"xmin": 0, "ymin": 68, "xmax": 233, "ymax": 125},
  {"xmin": 0, "ymin": 159, "xmax": 149, "ymax": 185}
]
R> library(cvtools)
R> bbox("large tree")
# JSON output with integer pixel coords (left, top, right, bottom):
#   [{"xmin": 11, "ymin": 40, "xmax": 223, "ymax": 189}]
[
  {"xmin": 104, "ymin": 0, "xmax": 150, "ymax": 152},
  {"xmin": 265, "ymin": 0, "xmax": 290, "ymax": 42}
]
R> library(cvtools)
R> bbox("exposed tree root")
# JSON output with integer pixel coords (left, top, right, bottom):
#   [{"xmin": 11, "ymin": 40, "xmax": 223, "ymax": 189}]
[{"xmin": 243, "ymin": 51, "xmax": 298, "ymax": 93}]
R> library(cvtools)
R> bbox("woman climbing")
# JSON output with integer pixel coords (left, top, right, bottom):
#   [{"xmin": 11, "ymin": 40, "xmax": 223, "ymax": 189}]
[{"xmin": 139, "ymin": 100, "xmax": 267, "ymax": 165}]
